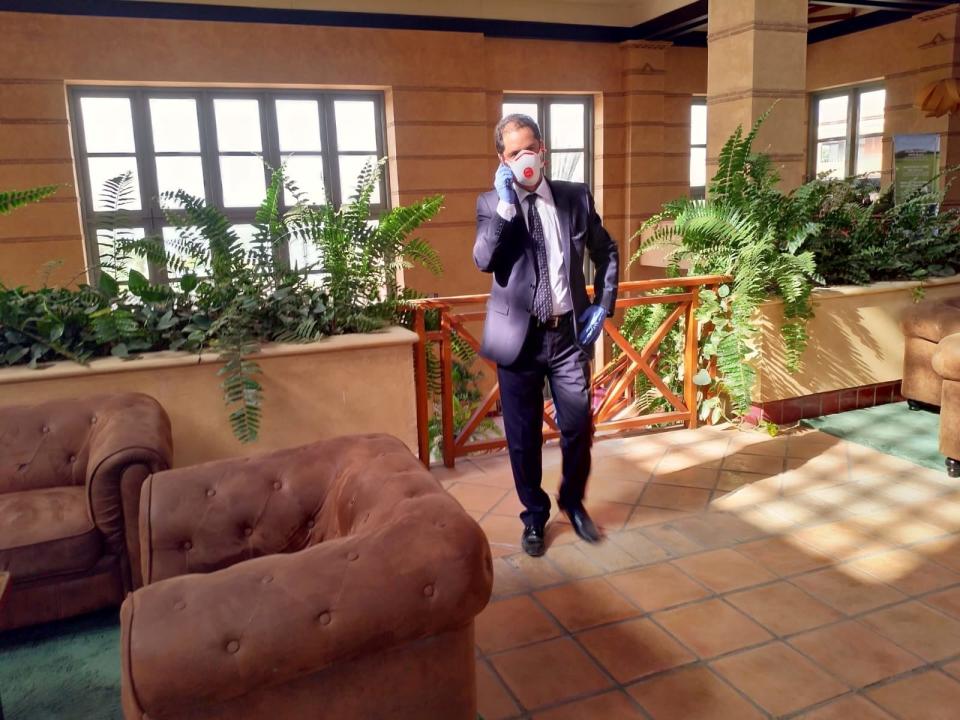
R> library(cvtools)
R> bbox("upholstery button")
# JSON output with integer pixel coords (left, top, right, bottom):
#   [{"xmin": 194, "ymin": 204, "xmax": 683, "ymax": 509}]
[
  {"xmin": 174, "ymin": 600, "xmax": 186, "ymax": 611},
  {"xmin": 306, "ymin": 519, "xmax": 315, "ymax": 529},
  {"xmin": 347, "ymin": 551, "xmax": 359, "ymax": 561},
  {"xmin": 423, "ymin": 584, "xmax": 435, "ymax": 597},
  {"xmin": 181, "ymin": 541, "xmax": 192, "ymax": 551},
  {"xmin": 69, "ymin": 455, "xmax": 77, "ymax": 463},
  {"xmin": 90, "ymin": 415, "xmax": 98, "ymax": 425},
  {"xmin": 243, "ymin": 527, "xmax": 253, "ymax": 537},
  {"xmin": 261, "ymin": 575, "xmax": 273, "ymax": 584},
  {"xmin": 273, "ymin": 481, "xmax": 282, "ymax": 491},
  {"xmin": 317, "ymin": 612, "xmax": 331, "ymax": 625},
  {"xmin": 206, "ymin": 488, "xmax": 216, "ymax": 498},
  {"xmin": 226, "ymin": 640, "xmax": 240, "ymax": 654},
  {"xmin": 41, "ymin": 425, "xmax": 50, "ymax": 434}
]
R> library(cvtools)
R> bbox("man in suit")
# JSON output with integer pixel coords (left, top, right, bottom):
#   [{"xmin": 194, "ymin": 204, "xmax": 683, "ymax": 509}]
[{"xmin": 474, "ymin": 113, "xmax": 619, "ymax": 557}]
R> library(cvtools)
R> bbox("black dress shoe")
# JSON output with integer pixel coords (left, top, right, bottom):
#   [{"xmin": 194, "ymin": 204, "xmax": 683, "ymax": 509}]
[
  {"xmin": 560, "ymin": 504, "xmax": 602, "ymax": 543},
  {"xmin": 522, "ymin": 524, "xmax": 546, "ymax": 557}
]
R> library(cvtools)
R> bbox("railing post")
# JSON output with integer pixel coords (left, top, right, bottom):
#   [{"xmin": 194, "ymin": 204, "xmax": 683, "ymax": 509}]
[
  {"xmin": 684, "ymin": 285, "xmax": 700, "ymax": 429},
  {"xmin": 412, "ymin": 306, "xmax": 431, "ymax": 467},
  {"xmin": 440, "ymin": 308, "xmax": 455, "ymax": 468}
]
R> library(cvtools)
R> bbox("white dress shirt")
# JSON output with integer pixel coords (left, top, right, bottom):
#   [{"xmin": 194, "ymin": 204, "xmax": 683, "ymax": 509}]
[{"xmin": 496, "ymin": 181, "xmax": 573, "ymax": 315}]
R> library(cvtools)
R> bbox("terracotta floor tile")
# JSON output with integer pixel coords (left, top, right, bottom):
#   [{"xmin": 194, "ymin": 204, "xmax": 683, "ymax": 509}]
[
  {"xmin": 654, "ymin": 598, "xmax": 772, "ymax": 658},
  {"xmin": 638, "ymin": 522, "xmax": 705, "ymax": 557},
  {"xmin": 867, "ymin": 670, "xmax": 960, "ymax": 720},
  {"xmin": 924, "ymin": 586, "xmax": 960, "ymax": 620},
  {"xmin": 672, "ymin": 549, "xmax": 776, "ymax": 593},
  {"xmin": 482, "ymin": 515, "xmax": 524, "ymax": 554},
  {"xmin": 735, "ymin": 435, "xmax": 790, "ymax": 457},
  {"xmin": 789, "ymin": 620, "xmax": 923, "ymax": 687},
  {"xmin": 577, "ymin": 617, "xmax": 695, "ymax": 683},
  {"xmin": 711, "ymin": 642, "xmax": 847, "ymax": 716},
  {"xmin": 640, "ymin": 483, "xmax": 713, "ymax": 512},
  {"xmin": 545, "ymin": 521, "xmax": 579, "ymax": 548},
  {"xmin": 586, "ymin": 478, "xmax": 648, "ymax": 505},
  {"xmin": 608, "ymin": 529, "xmax": 672, "ymax": 565},
  {"xmin": 791, "ymin": 566, "xmax": 906, "ymax": 615},
  {"xmin": 655, "ymin": 447, "xmax": 722, "ymax": 474},
  {"xmin": 722, "ymin": 451, "xmax": 784, "ymax": 474},
  {"xmin": 789, "ymin": 521, "xmax": 877, "ymax": 558},
  {"xmin": 476, "ymin": 595, "xmax": 563, "ymax": 654},
  {"xmin": 759, "ymin": 498, "xmax": 834, "ymax": 526},
  {"xmin": 861, "ymin": 601, "xmax": 960, "ymax": 662},
  {"xmin": 851, "ymin": 509, "xmax": 950, "ymax": 546},
  {"xmin": 531, "ymin": 690, "xmax": 645, "ymax": 720},
  {"xmin": 575, "ymin": 537, "xmax": 644, "ymax": 572},
  {"xmin": 795, "ymin": 695, "xmax": 896, "ymax": 720},
  {"xmin": 577, "ymin": 499, "xmax": 634, "ymax": 533},
  {"xmin": 447, "ymin": 481, "xmax": 509, "ymax": 513},
  {"xmin": 534, "ymin": 578, "xmax": 640, "ymax": 632},
  {"xmin": 623, "ymin": 505, "xmax": 693, "ymax": 529},
  {"xmin": 490, "ymin": 491, "xmax": 526, "ymax": 518},
  {"xmin": 942, "ymin": 659, "xmax": 960, "ymax": 680},
  {"xmin": 667, "ymin": 512, "xmax": 769, "ymax": 547},
  {"xmin": 490, "ymin": 637, "xmax": 612, "ymax": 711},
  {"xmin": 503, "ymin": 553, "xmax": 568, "ymax": 590},
  {"xmin": 787, "ymin": 433, "xmax": 845, "ymax": 459},
  {"xmin": 726, "ymin": 581, "xmax": 843, "ymax": 636},
  {"xmin": 848, "ymin": 549, "xmax": 960, "ymax": 595},
  {"xmin": 650, "ymin": 466, "xmax": 719, "ymax": 489},
  {"xmin": 476, "ymin": 658, "xmax": 521, "ymax": 720},
  {"xmin": 607, "ymin": 563, "xmax": 710, "ymax": 611},
  {"xmin": 716, "ymin": 470, "xmax": 771, "ymax": 492},
  {"xmin": 545, "ymin": 544, "xmax": 605, "ymax": 579},
  {"xmin": 913, "ymin": 537, "xmax": 960, "ymax": 573},
  {"xmin": 491, "ymin": 557, "xmax": 532, "ymax": 597},
  {"xmin": 591, "ymin": 454, "xmax": 661, "ymax": 482},
  {"xmin": 628, "ymin": 665, "xmax": 766, "ymax": 720},
  {"xmin": 735, "ymin": 536, "xmax": 834, "ymax": 576}
]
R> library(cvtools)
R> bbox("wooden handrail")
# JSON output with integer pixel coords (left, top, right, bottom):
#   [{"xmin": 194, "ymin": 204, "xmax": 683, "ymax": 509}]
[{"xmin": 409, "ymin": 273, "xmax": 732, "ymax": 467}]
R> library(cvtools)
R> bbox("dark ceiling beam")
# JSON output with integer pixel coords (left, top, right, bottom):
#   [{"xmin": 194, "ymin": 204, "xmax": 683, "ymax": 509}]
[
  {"xmin": 807, "ymin": 1, "xmax": 947, "ymax": 12},
  {"xmin": 809, "ymin": 11, "xmax": 858, "ymax": 22},
  {"xmin": 631, "ymin": 0, "xmax": 708, "ymax": 41},
  {"xmin": 808, "ymin": 8, "xmax": 912, "ymax": 41}
]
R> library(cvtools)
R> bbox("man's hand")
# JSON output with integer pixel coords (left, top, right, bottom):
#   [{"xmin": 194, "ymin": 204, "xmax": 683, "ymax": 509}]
[
  {"xmin": 578, "ymin": 305, "xmax": 606, "ymax": 346},
  {"xmin": 494, "ymin": 163, "xmax": 517, "ymax": 205}
]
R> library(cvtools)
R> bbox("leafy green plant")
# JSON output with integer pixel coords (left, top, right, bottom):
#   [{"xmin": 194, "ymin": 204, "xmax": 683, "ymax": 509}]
[
  {"xmin": 0, "ymin": 184, "xmax": 59, "ymax": 215},
  {"xmin": 631, "ymin": 109, "xmax": 819, "ymax": 420}
]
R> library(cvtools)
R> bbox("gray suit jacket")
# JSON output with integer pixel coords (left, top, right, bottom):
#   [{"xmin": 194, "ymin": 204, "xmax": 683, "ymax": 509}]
[{"xmin": 473, "ymin": 179, "xmax": 619, "ymax": 366}]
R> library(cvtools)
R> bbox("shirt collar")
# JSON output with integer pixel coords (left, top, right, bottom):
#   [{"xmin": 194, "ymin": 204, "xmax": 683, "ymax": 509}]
[{"xmin": 515, "ymin": 177, "xmax": 554, "ymax": 206}]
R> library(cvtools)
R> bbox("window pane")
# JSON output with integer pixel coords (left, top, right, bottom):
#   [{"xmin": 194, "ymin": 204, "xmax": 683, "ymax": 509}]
[
  {"xmin": 231, "ymin": 224, "xmax": 259, "ymax": 255},
  {"xmin": 88, "ymin": 157, "xmax": 141, "ymax": 211},
  {"xmin": 156, "ymin": 156, "xmax": 205, "ymax": 208},
  {"xmin": 690, "ymin": 146, "xmax": 706, "ymax": 187},
  {"xmin": 856, "ymin": 135, "xmax": 883, "ymax": 177},
  {"xmin": 858, "ymin": 89, "xmax": 885, "ymax": 136},
  {"xmin": 163, "ymin": 226, "xmax": 209, "ymax": 277},
  {"xmin": 339, "ymin": 155, "xmax": 380, "ymax": 203},
  {"xmin": 214, "ymin": 98, "xmax": 262, "ymax": 152},
  {"xmin": 283, "ymin": 155, "xmax": 326, "ymax": 205},
  {"xmin": 817, "ymin": 95, "xmax": 848, "ymax": 141},
  {"xmin": 816, "ymin": 139, "xmax": 847, "ymax": 179},
  {"xmin": 149, "ymin": 98, "xmax": 200, "ymax": 152},
  {"xmin": 691, "ymin": 102, "xmax": 707, "ymax": 146},
  {"xmin": 80, "ymin": 97, "xmax": 135, "ymax": 153},
  {"xmin": 288, "ymin": 232, "xmax": 321, "ymax": 272},
  {"xmin": 334, "ymin": 100, "xmax": 377, "ymax": 152},
  {"xmin": 503, "ymin": 102, "xmax": 538, "ymax": 123},
  {"xmin": 550, "ymin": 103, "xmax": 584, "ymax": 150},
  {"xmin": 96, "ymin": 227, "xmax": 149, "ymax": 278},
  {"xmin": 220, "ymin": 155, "xmax": 266, "ymax": 207},
  {"xmin": 276, "ymin": 99, "xmax": 322, "ymax": 152},
  {"xmin": 550, "ymin": 151, "xmax": 584, "ymax": 182}
]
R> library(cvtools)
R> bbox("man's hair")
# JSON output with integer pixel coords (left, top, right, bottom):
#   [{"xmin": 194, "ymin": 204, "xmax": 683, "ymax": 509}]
[{"xmin": 495, "ymin": 113, "xmax": 543, "ymax": 155}]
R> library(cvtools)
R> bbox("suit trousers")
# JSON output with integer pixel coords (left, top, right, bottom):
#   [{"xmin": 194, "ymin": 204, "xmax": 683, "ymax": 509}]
[{"xmin": 496, "ymin": 313, "xmax": 593, "ymax": 528}]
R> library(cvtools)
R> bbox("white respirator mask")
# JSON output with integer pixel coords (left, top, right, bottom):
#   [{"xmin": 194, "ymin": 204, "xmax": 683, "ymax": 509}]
[{"xmin": 508, "ymin": 149, "xmax": 545, "ymax": 187}]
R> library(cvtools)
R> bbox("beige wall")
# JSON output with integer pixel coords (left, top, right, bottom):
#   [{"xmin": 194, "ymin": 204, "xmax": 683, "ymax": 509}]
[{"xmin": 0, "ymin": 327, "xmax": 418, "ymax": 466}]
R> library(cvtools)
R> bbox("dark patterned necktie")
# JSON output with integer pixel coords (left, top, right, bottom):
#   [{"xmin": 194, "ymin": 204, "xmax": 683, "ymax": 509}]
[{"xmin": 526, "ymin": 194, "xmax": 553, "ymax": 323}]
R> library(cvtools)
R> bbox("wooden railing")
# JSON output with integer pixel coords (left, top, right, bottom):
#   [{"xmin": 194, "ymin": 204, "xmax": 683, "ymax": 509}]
[{"xmin": 409, "ymin": 274, "xmax": 732, "ymax": 467}]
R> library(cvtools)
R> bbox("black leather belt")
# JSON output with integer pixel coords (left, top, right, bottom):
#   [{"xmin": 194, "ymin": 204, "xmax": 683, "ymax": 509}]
[{"xmin": 532, "ymin": 311, "xmax": 572, "ymax": 329}]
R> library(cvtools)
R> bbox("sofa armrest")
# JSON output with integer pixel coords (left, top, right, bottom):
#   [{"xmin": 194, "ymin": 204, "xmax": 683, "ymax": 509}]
[
  {"xmin": 933, "ymin": 333, "xmax": 960, "ymax": 383},
  {"xmin": 121, "ymin": 494, "xmax": 492, "ymax": 718},
  {"xmin": 86, "ymin": 393, "xmax": 172, "ymax": 589}
]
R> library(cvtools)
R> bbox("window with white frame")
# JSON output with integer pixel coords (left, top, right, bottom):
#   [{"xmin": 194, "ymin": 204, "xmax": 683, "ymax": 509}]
[
  {"xmin": 501, "ymin": 95, "xmax": 593, "ymax": 189},
  {"xmin": 690, "ymin": 98, "xmax": 707, "ymax": 199},
  {"xmin": 810, "ymin": 85, "xmax": 885, "ymax": 184},
  {"xmin": 70, "ymin": 88, "xmax": 387, "ymax": 283}
]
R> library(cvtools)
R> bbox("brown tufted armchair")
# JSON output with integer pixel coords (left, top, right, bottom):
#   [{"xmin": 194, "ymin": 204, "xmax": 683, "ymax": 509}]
[
  {"xmin": 901, "ymin": 296, "xmax": 960, "ymax": 408},
  {"xmin": 934, "ymin": 334, "xmax": 960, "ymax": 477},
  {"xmin": 0, "ymin": 393, "xmax": 172, "ymax": 630},
  {"xmin": 120, "ymin": 434, "xmax": 493, "ymax": 720}
]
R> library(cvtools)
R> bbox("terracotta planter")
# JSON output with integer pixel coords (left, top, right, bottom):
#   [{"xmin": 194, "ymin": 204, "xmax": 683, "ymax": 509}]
[{"xmin": 0, "ymin": 326, "xmax": 418, "ymax": 467}]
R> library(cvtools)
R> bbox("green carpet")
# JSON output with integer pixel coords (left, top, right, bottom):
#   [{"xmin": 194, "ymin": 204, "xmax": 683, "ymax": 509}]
[
  {"xmin": 804, "ymin": 401, "xmax": 946, "ymax": 473},
  {"xmin": 0, "ymin": 610, "xmax": 122, "ymax": 720}
]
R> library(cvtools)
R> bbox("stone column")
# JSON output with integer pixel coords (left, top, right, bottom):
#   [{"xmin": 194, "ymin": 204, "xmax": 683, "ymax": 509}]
[{"xmin": 706, "ymin": 0, "xmax": 808, "ymax": 190}]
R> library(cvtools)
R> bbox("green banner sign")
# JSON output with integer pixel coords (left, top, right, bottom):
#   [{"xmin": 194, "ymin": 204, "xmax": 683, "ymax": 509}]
[{"xmin": 894, "ymin": 134, "xmax": 940, "ymax": 204}]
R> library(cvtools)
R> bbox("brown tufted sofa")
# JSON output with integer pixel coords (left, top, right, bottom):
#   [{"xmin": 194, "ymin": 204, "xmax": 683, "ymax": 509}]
[
  {"xmin": 901, "ymin": 296, "xmax": 960, "ymax": 408},
  {"xmin": 0, "ymin": 393, "xmax": 172, "ymax": 630},
  {"xmin": 120, "ymin": 433, "xmax": 493, "ymax": 720},
  {"xmin": 934, "ymin": 334, "xmax": 960, "ymax": 477}
]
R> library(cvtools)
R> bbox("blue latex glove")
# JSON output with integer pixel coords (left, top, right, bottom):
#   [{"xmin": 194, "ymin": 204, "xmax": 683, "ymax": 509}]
[
  {"xmin": 578, "ymin": 305, "xmax": 606, "ymax": 346},
  {"xmin": 494, "ymin": 163, "xmax": 517, "ymax": 205}
]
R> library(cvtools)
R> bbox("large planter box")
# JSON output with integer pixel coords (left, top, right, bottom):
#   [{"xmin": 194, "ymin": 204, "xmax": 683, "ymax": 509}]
[
  {"xmin": 0, "ymin": 326, "xmax": 418, "ymax": 467},
  {"xmin": 753, "ymin": 275, "xmax": 960, "ymax": 405}
]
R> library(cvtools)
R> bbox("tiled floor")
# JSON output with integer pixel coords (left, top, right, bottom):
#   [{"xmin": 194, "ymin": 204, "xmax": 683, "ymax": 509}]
[{"xmin": 432, "ymin": 424, "xmax": 960, "ymax": 719}]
